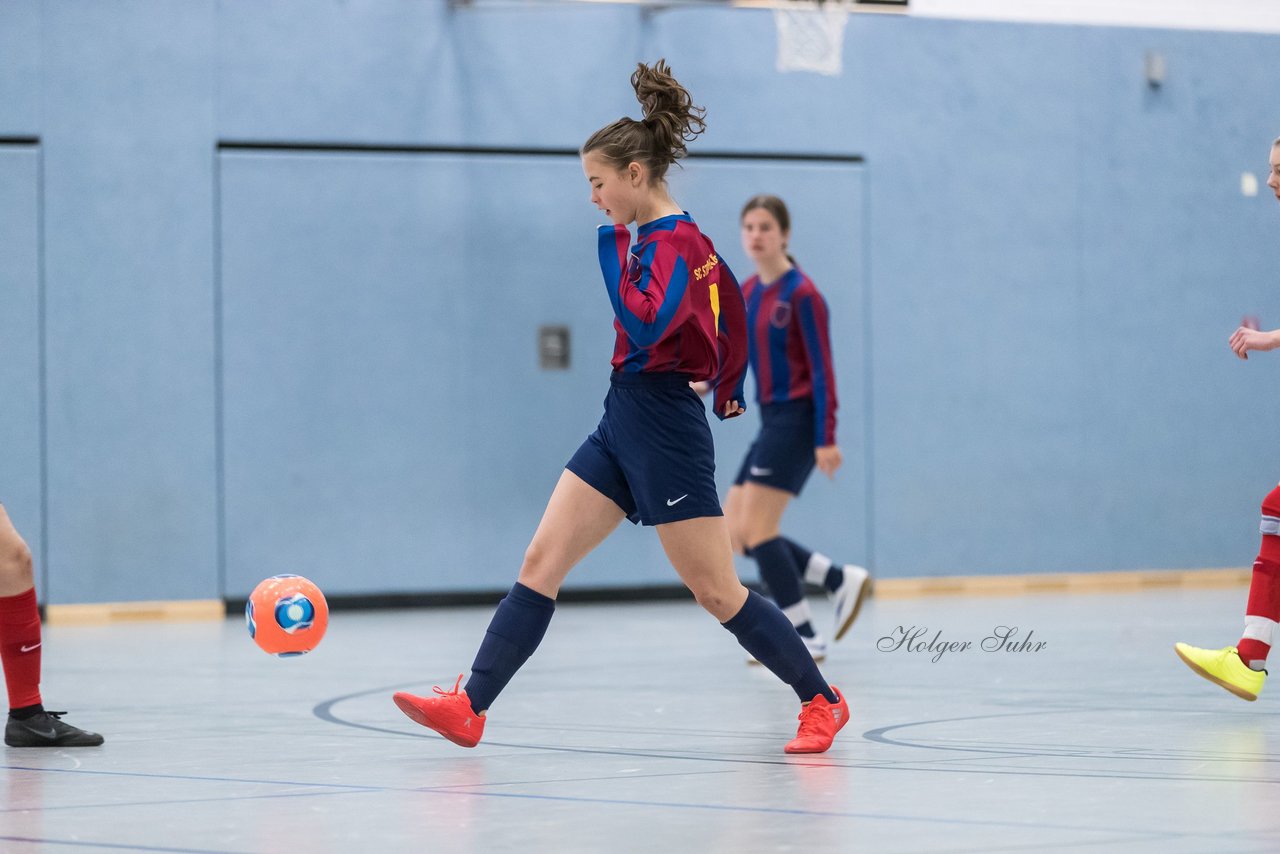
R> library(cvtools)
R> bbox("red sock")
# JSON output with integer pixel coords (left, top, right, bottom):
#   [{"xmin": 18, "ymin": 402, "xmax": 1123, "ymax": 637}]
[
  {"xmin": 1238, "ymin": 557, "xmax": 1280, "ymax": 668},
  {"xmin": 0, "ymin": 587, "xmax": 43, "ymax": 709},
  {"xmin": 1239, "ymin": 486, "xmax": 1280, "ymax": 670}
]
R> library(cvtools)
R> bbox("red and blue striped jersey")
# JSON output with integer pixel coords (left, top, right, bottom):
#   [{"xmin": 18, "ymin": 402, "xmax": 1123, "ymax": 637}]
[
  {"xmin": 596, "ymin": 214, "xmax": 748, "ymax": 420},
  {"xmin": 742, "ymin": 266, "xmax": 838, "ymax": 446}
]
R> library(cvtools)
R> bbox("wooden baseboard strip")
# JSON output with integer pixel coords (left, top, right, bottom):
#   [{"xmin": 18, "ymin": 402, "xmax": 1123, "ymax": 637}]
[
  {"xmin": 45, "ymin": 599, "xmax": 226, "ymax": 626},
  {"xmin": 872, "ymin": 567, "xmax": 1251, "ymax": 599},
  {"xmin": 36, "ymin": 568, "xmax": 1252, "ymax": 623}
]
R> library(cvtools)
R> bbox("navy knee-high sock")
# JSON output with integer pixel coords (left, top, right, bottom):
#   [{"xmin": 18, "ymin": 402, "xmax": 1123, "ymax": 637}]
[
  {"xmin": 782, "ymin": 537, "xmax": 813, "ymax": 578},
  {"xmin": 751, "ymin": 536, "xmax": 819, "ymax": 636},
  {"xmin": 782, "ymin": 536, "xmax": 845, "ymax": 593},
  {"xmin": 464, "ymin": 582, "xmax": 555, "ymax": 713},
  {"xmin": 751, "ymin": 537, "xmax": 805, "ymax": 608},
  {"xmin": 722, "ymin": 591, "xmax": 836, "ymax": 704}
]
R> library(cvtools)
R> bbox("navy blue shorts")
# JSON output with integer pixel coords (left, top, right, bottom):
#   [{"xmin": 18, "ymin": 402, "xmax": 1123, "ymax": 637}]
[
  {"xmin": 733, "ymin": 400, "xmax": 817, "ymax": 496},
  {"xmin": 566, "ymin": 372, "xmax": 723, "ymax": 526}
]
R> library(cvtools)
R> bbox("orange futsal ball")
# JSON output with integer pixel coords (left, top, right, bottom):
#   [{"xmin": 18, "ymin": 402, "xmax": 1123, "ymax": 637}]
[{"xmin": 246, "ymin": 575, "xmax": 329, "ymax": 657}]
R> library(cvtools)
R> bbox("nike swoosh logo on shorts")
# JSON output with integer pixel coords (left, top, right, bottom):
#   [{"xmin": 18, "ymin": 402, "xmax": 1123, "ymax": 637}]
[
  {"xmin": 666, "ymin": 495, "xmax": 688, "ymax": 506},
  {"xmin": 749, "ymin": 467, "xmax": 773, "ymax": 477},
  {"xmin": 19, "ymin": 643, "xmax": 40, "ymax": 653}
]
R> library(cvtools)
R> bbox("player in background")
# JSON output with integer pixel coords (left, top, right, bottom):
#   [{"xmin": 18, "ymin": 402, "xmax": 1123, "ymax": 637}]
[
  {"xmin": 698, "ymin": 195, "xmax": 870, "ymax": 662},
  {"xmin": 1175, "ymin": 136, "xmax": 1280, "ymax": 701},
  {"xmin": 0, "ymin": 504, "xmax": 103, "ymax": 746},
  {"xmin": 392, "ymin": 60, "xmax": 850, "ymax": 754}
]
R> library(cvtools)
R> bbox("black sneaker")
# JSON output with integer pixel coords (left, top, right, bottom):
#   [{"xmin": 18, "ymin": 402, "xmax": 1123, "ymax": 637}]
[{"xmin": 5, "ymin": 711, "xmax": 104, "ymax": 747}]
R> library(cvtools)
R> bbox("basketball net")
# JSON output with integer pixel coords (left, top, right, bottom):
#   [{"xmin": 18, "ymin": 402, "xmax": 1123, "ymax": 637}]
[{"xmin": 774, "ymin": 0, "xmax": 853, "ymax": 77}]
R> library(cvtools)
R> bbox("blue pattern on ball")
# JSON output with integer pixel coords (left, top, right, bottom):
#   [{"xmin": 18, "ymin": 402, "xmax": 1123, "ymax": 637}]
[
  {"xmin": 274, "ymin": 594, "xmax": 315, "ymax": 634},
  {"xmin": 245, "ymin": 600, "xmax": 256, "ymax": 639}
]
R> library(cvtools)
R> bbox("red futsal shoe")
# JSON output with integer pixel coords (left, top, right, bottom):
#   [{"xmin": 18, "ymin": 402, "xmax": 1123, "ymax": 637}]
[
  {"xmin": 784, "ymin": 686, "xmax": 849, "ymax": 754},
  {"xmin": 393, "ymin": 674, "xmax": 486, "ymax": 748}
]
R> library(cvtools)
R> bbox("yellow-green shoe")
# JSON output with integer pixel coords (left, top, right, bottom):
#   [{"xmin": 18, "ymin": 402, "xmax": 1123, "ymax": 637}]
[{"xmin": 1174, "ymin": 643, "xmax": 1265, "ymax": 701}]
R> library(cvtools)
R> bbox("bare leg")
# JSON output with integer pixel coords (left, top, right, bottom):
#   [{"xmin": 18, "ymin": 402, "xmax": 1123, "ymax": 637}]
[
  {"xmin": 722, "ymin": 485, "xmax": 748, "ymax": 556},
  {"xmin": 736, "ymin": 482, "xmax": 793, "ymax": 552},
  {"xmin": 517, "ymin": 469, "xmax": 628, "ymax": 598},
  {"xmin": 655, "ymin": 515, "xmax": 749, "ymax": 621},
  {"xmin": 0, "ymin": 507, "xmax": 35, "ymax": 597},
  {"xmin": 657, "ymin": 515, "xmax": 835, "ymax": 706}
]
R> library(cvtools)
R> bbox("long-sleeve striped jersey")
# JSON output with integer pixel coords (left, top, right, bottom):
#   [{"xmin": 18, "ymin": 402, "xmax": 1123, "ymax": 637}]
[
  {"xmin": 596, "ymin": 213, "xmax": 748, "ymax": 420},
  {"xmin": 741, "ymin": 266, "xmax": 838, "ymax": 446}
]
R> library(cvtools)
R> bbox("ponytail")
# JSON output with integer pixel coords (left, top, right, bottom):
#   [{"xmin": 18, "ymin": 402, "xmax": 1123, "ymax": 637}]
[{"xmin": 581, "ymin": 59, "xmax": 706, "ymax": 184}]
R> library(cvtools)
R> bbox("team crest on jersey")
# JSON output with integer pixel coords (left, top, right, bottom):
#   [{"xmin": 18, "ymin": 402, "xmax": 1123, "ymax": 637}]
[{"xmin": 770, "ymin": 302, "xmax": 792, "ymax": 328}]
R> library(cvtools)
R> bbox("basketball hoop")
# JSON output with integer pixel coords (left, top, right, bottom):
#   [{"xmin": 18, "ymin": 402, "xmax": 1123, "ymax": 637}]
[{"xmin": 774, "ymin": 0, "xmax": 853, "ymax": 77}]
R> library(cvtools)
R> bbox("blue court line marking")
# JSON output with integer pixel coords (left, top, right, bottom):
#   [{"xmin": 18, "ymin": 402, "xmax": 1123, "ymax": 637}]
[
  {"xmin": 445, "ymin": 714, "xmax": 789, "ymax": 741},
  {"xmin": 426, "ymin": 768, "xmax": 734, "ymax": 790},
  {"xmin": 0, "ymin": 761, "xmax": 1241, "ymax": 842},
  {"xmin": 865, "ymin": 709, "xmax": 1280, "ymax": 764},
  {"xmin": 897, "ymin": 738, "xmax": 1280, "ymax": 763},
  {"xmin": 0, "ymin": 837, "xmax": 241, "ymax": 854},
  {"xmin": 314, "ymin": 685, "xmax": 828, "ymax": 766},
  {"xmin": 862, "ymin": 713, "xmax": 1280, "ymax": 782},
  {"xmin": 0, "ymin": 770, "xmax": 733, "ymax": 815},
  {"xmin": 932, "ymin": 833, "xmax": 1186, "ymax": 854},
  {"xmin": 396, "ymin": 786, "xmax": 1191, "ymax": 843},
  {"xmin": 318, "ymin": 694, "xmax": 777, "ymax": 741},
  {"xmin": 2, "ymin": 764, "xmax": 383, "ymax": 793},
  {"xmin": 316, "ymin": 685, "xmax": 1280, "ymax": 782},
  {"xmin": 311, "ymin": 689, "xmax": 1264, "ymax": 839},
  {"xmin": 879, "ymin": 762, "xmax": 1280, "ymax": 785},
  {"xmin": 7, "ymin": 683, "xmax": 1223, "ymax": 841},
  {"xmin": 0, "ymin": 785, "xmax": 382, "ymax": 815}
]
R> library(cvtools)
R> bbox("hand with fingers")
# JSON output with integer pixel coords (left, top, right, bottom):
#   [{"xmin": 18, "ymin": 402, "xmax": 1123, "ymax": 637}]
[
  {"xmin": 1229, "ymin": 326, "xmax": 1280, "ymax": 360},
  {"xmin": 815, "ymin": 445, "xmax": 842, "ymax": 479}
]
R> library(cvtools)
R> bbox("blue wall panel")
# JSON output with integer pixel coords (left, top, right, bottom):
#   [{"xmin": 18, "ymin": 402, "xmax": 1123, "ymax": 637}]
[
  {"xmin": 862, "ymin": 19, "xmax": 1096, "ymax": 576},
  {"xmin": 217, "ymin": 0, "xmax": 642, "ymax": 148},
  {"xmin": 0, "ymin": 1, "xmax": 40, "ymax": 137},
  {"xmin": 860, "ymin": 18, "xmax": 1280, "ymax": 575},
  {"xmin": 1066, "ymin": 28, "xmax": 1280, "ymax": 571},
  {"xmin": 0, "ymin": 146, "xmax": 43, "ymax": 595},
  {"xmin": 40, "ymin": 1, "xmax": 218, "ymax": 603}
]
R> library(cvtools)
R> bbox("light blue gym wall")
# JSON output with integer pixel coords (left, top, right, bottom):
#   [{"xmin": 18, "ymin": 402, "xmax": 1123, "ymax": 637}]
[
  {"xmin": 0, "ymin": 1, "xmax": 39, "ymax": 137},
  {"xmin": 39, "ymin": 1, "xmax": 219, "ymax": 603},
  {"xmin": 858, "ymin": 18, "xmax": 1280, "ymax": 574},
  {"xmin": 0, "ymin": 145, "xmax": 42, "ymax": 598},
  {"xmin": 2, "ymin": 1, "xmax": 1279, "ymax": 603}
]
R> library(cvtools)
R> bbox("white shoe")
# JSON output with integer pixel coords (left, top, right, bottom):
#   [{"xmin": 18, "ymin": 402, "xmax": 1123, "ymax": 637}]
[
  {"xmin": 746, "ymin": 632, "xmax": 827, "ymax": 665},
  {"xmin": 831, "ymin": 565, "xmax": 871, "ymax": 642}
]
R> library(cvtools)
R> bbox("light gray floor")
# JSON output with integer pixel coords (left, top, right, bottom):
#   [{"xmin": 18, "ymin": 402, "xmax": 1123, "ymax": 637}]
[{"xmin": 3, "ymin": 585, "xmax": 1277, "ymax": 853}]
